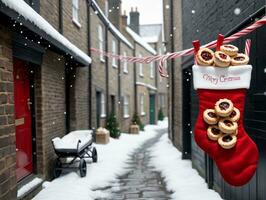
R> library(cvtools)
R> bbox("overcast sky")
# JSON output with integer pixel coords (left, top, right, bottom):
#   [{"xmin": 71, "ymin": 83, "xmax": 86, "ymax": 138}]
[{"xmin": 121, "ymin": 0, "xmax": 163, "ymax": 25}]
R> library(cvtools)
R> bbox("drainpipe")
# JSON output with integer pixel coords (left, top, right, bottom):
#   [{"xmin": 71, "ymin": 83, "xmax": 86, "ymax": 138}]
[
  {"xmin": 133, "ymin": 42, "xmax": 138, "ymax": 114},
  {"xmin": 59, "ymin": 0, "xmax": 63, "ymax": 33},
  {"xmin": 118, "ymin": 41, "xmax": 121, "ymax": 121},
  {"xmin": 105, "ymin": 26, "xmax": 109, "ymax": 120},
  {"xmin": 170, "ymin": 0, "xmax": 175, "ymax": 142},
  {"xmin": 87, "ymin": 0, "xmax": 92, "ymax": 128}
]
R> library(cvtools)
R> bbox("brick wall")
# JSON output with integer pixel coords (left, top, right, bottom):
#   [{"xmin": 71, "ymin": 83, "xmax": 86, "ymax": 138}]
[
  {"xmin": 120, "ymin": 43, "xmax": 134, "ymax": 132},
  {"xmin": 40, "ymin": 0, "xmax": 60, "ymax": 31},
  {"xmin": 0, "ymin": 25, "xmax": 17, "ymax": 200},
  {"xmin": 62, "ymin": 0, "xmax": 88, "ymax": 53},
  {"xmin": 90, "ymin": 7, "xmax": 107, "ymax": 128},
  {"xmin": 35, "ymin": 50, "xmax": 66, "ymax": 179},
  {"xmin": 69, "ymin": 65, "xmax": 89, "ymax": 131}
]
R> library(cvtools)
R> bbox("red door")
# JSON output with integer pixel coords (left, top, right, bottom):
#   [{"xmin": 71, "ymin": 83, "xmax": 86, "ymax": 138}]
[{"xmin": 13, "ymin": 59, "xmax": 33, "ymax": 181}]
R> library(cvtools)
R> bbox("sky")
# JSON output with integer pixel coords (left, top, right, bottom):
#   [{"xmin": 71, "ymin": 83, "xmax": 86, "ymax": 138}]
[{"xmin": 121, "ymin": 0, "xmax": 163, "ymax": 25}]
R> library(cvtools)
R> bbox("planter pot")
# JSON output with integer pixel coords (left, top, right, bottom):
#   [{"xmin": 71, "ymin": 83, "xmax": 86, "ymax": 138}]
[
  {"xmin": 130, "ymin": 124, "xmax": 139, "ymax": 134},
  {"xmin": 96, "ymin": 128, "xmax": 110, "ymax": 144}
]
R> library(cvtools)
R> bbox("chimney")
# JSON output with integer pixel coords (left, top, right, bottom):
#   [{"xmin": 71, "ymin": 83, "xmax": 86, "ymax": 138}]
[
  {"xmin": 121, "ymin": 10, "xmax": 128, "ymax": 27},
  {"xmin": 129, "ymin": 7, "xmax": 139, "ymax": 34},
  {"xmin": 108, "ymin": 0, "xmax": 122, "ymax": 28}
]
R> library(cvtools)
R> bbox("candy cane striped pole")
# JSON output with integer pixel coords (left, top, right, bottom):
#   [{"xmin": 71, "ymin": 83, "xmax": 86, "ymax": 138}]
[{"xmin": 245, "ymin": 39, "xmax": 251, "ymax": 56}]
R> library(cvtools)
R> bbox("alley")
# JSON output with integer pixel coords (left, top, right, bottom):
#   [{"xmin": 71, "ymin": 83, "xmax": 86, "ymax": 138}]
[{"xmin": 95, "ymin": 128, "xmax": 172, "ymax": 200}]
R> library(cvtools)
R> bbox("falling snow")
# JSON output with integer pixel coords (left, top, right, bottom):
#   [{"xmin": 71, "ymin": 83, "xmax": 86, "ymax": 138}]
[{"xmin": 234, "ymin": 8, "xmax": 241, "ymax": 15}]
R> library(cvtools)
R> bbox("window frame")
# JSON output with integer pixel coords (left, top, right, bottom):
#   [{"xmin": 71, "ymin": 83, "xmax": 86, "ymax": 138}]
[
  {"xmin": 140, "ymin": 93, "xmax": 145, "ymax": 116},
  {"xmin": 72, "ymin": 0, "xmax": 81, "ymax": 27},
  {"xmin": 123, "ymin": 51, "xmax": 128, "ymax": 74},
  {"xmin": 123, "ymin": 95, "xmax": 130, "ymax": 118},
  {"xmin": 150, "ymin": 62, "xmax": 154, "ymax": 78},
  {"xmin": 98, "ymin": 25, "xmax": 105, "ymax": 62},
  {"xmin": 100, "ymin": 92, "xmax": 106, "ymax": 118},
  {"xmin": 112, "ymin": 40, "xmax": 117, "ymax": 68},
  {"xmin": 139, "ymin": 54, "xmax": 143, "ymax": 77}
]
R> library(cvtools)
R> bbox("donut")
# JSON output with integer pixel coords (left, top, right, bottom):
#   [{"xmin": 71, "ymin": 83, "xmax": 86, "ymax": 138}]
[
  {"xmin": 218, "ymin": 118, "xmax": 238, "ymax": 134},
  {"xmin": 231, "ymin": 53, "xmax": 249, "ymax": 66},
  {"xmin": 218, "ymin": 134, "xmax": 237, "ymax": 149},
  {"xmin": 207, "ymin": 125, "xmax": 223, "ymax": 141},
  {"xmin": 196, "ymin": 48, "xmax": 214, "ymax": 66},
  {"xmin": 214, "ymin": 51, "xmax": 231, "ymax": 67},
  {"xmin": 203, "ymin": 109, "xmax": 219, "ymax": 125},
  {"xmin": 215, "ymin": 99, "xmax": 234, "ymax": 117},
  {"xmin": 220, "ymin": 44, "xmax": 238, "ymax": 57},
  {"xmin": 228, "ymin": 107, "xmax": 240, "ymax": 122}
]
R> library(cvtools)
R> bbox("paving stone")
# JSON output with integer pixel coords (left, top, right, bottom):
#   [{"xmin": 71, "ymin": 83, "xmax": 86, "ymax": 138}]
[{"xmin": 94, "ymin": 128, "xmax": 172, "ymax": 199}]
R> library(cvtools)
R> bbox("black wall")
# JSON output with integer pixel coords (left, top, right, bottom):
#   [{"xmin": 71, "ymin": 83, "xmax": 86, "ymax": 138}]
[{"xmin": 182, "ymin": 0, "xmax": 266, "ymax": 199}]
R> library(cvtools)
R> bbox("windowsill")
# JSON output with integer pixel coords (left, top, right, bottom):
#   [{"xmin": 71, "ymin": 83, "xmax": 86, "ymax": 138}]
[
  {"xmin": 123, "ymin": 70, "xmax": 128, "ymax": 74},
  {"xmin": 72, "ymin": 19, "xmax": 81, "ymax": 28},
  {"xmin": 100, "ymin": 114, "xmax": 106, "ymax": 118},
  {"xmin": 139, "ymin": 74, "xmax": 144, "ymax": 77},
  {"xmin": 141, "ymin": 112, "xmax": 146, "ymax": 116},
  {"xmin": 100, "ymin": 58, "xmax": 105, "ymax": 63},
  {"xmin": 123, "ymin": 115, "xmax": 130, "ymax": 119},
  {"xmin": 150, "ymin": 76, "xmax": 154, "ymax": 79},
  {"xmin": 112, "ymin": 65, "xmax": 118, "ymax": 68}
]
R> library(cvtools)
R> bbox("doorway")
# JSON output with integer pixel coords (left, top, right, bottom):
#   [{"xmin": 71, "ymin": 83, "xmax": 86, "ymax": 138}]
[
  {"xmin": 13, "ymin": 58, "xmax": 34, "ymax": 181},
  {"xmin": 149, "ymin": 94, "xmax": 156, "ymax": 124}
]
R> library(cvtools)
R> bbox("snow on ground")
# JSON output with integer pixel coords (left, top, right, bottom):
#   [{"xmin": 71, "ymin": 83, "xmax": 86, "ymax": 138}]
[
  {"xmin": 149, "ymin": 134, "xmax": 222, "ymax": 200},
  {"xmin": 33, "ymin": 119, "xmax": 168, "ymax": 200}
]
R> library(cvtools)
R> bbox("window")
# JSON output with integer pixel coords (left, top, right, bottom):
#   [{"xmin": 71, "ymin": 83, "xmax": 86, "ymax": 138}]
[
  {"xmin": 139, "ymin": 54, "xmax": 143, "ymax": 77},
  {"xmin": 72, "ymin": 0, "xmax": 80, "ymax": 27},
  {"xmin": 112, "ymin": 40, "xmax": 117, "ymax": 67},
  {"xmin": 105, "ymin": 1, "xmax": 109, "ymax": 17},
  {"xmin": 98, "ymin": 25, "xmax": 105, "ymax": 62},
  {"xmin": 123, "ymin": 96, "xmax": 129, "ymax": 118},
  {"xmin": 123, "ymin": 52, "xmax": 128, "ymax": 73},
  {"xmin": 100, "ymin": 93, "xmax": 106, "ymax": 117},
  {"xmin": 150, "ymin": 62, "xmax": 154, "ymax": 78},
  {"xmin": 140, "ymin": 93, "xmax": 145, "ymax": 115}
]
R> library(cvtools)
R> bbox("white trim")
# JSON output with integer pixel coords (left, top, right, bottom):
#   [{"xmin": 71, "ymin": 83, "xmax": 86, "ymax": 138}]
[
  {"xmin": 140, "ymin": 93, "xmax": 145, "ymax": 116},
  {"xmin": 112, "ymin": 40, "xmax": 117, "ymax": 68},
  {"xmin": 193, "ymin": 65, "xmax": 252, "ymax": 90},
  {"xmin": 100, "ymin": 93, "xmax": 106, "ymax": 117},
  {"xmin": 72, "ymin": 0, "xmax": 79, "ymax": 26},
  {"xmin": 150, "ymin": 62, "xmax": 154, "ymax": 78},
  {"xmin": 136, "ymin": 82, "xmax": 157, "ymax": 91},
  {"xmin": 139, "ymin": 54, "xmax": 143, "ymax": 77},
  {"xmin": 123, "ymin": 95, "xmax": 129, "ymax": 118},
  {"xmin": 98, "ymin": 25, "xmax": 105, "ymax": 62},
  {"xmin": 123, "ymin": 51, "xmax": 128, "ymax": 74}
]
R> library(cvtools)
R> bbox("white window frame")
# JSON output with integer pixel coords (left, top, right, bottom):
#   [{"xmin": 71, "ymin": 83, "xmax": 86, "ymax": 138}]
[
  {"xmin": 139, "ymin": 54, "xmax": 143, "ymax": 77},
  {"xmin": 123, "ymin": 51, "xmax": 128, "ymax": 74},
  {"xmin": 112, "ymin": 40, "xmax": 117, "ymax": 67},
  {"xmin": 123, "ymin": 95, "xmax": 130, "ymax": 118},
  {"xmin": 98, "ymin": 25, "xmax": 105, "ymax": 62},
  {"xmin": 72, "ymin": 0, "xmax": 81, "ymax": 27},
  {"xmin": 100, "ymin": 93, "xmax": 106, "ymax": 117},
  {"xmin": 150, "ymin": 62, "xmax": 154, "ymax": 78},
  {"xmin": 105, "ymin": 1, "xmax": 109, "ymax": 17},
  {"xmin": 140, "ymin": 93, "xmax": 145, "ymax": 116}
]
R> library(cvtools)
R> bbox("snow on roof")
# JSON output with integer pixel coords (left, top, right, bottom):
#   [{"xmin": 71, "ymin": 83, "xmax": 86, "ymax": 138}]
[
  {"xmin": 1, "ymin": 0, "xmax": 91, "ymax": 65},
  {"xmin": 91, "ymin": 0, "xmax": 133, "ymax": 49},
  {"xmin": 139, "ymin": 24, "xmax": 162, "ymax": 43},
  {"xmin": 136, "ymin": 82, "xmax": 157, "ymax": 91},
  {"xmin": 126, "ymin": 27, "xmax": 157, "ymax": 55}
]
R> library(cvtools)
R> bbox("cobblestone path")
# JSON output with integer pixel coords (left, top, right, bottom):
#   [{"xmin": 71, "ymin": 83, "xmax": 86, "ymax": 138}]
[{"xmin": 95, "ymin": 128, "xmax": 172, "ymax": 200}]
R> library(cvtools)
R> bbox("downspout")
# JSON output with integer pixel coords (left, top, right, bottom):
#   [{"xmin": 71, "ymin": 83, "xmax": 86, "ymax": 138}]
[
  {"xmin": 87, "ymin": 0, "xmax": 92, "ymax": 128},
  {"xmin": 59, "ymin": 0, "xmax": 63, "ymax": 33},
  {"xmin": 105, "ymin": 26, "xmax": 109, "ymax": 119},
  {"xmin": 170, "ymin": 0, "xmax": 175, "ymax": 142},
  {"xmin": 133, "ymin": 42, "xmax": 137, "ymax": 114},
  {"xmin": 118, "ymin": 41, "xmax": 121, "ymax": 120}
]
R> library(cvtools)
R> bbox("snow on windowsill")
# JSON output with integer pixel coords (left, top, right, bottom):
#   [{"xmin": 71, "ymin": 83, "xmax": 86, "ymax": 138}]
[
  {"xmin": 100, "ymin": 58, "xmax": 106, "ymax": 63},
  {"xmin": 17, "ymin": 177, "xmax": 43, "ymax": 199},
  {"xmin": 141, "ymin": 112, "xmax": 146, "ymax": 116},
  {"xmin": 123, "ymin": 115, "xmax": 130, "ymax": 119},
  {"xmin": 123, "ymin": 70, "xmax": 128, "ymax": 74},
  {"xmin": 72, "ymin": 18, "xmax": 81, "ymax": 28},
  {"xmin": 100, "ymin": 114, "xmax": 106, "ymax": 118},
  {"xmin": 1, "ymin": 0, "xmax": 91, "ymax": 65},
  {"xmin": 136, "ymin": 82, "xmax": 157, "ymax": 91}
]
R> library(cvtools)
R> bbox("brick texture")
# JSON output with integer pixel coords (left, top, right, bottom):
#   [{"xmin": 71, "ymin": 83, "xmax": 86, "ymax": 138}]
[
  {"xmin": 35, "ymin": 50, "xmax": 66, "ymax": 179},
  {"xmin": 0, "ymin": 24, "xmax": 17, "ymax": 200}
]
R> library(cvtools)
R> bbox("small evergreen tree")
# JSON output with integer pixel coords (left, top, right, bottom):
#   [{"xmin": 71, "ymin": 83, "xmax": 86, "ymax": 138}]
[
  {"xmin": 131, "ymin": 112, "xmax": 144, "ymax": 131},
  {"xmin": 106, "ymin": 112, "xmax": 120, "ymax": 138},
  {"xmin": 158, "ymin": 108, "xmax": 165, "ymax": 121}
]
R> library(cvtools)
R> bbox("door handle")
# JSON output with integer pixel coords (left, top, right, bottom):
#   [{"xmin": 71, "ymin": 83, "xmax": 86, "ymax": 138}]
[{"xmin": 27, "ymin": 99, "xmax": 32, "ymax": 110}]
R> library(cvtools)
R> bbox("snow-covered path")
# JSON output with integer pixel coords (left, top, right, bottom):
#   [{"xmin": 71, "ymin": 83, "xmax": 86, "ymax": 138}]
[{"xmin": 33, "ymin": 120, "xmax": 168, "ymax": 200}]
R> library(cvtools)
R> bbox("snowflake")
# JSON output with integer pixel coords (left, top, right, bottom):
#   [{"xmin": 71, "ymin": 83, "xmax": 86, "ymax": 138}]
[
  {"xmin": 234, "ymin": 8, "xmax": 241, "ymax": 15},
  {"xmin": 165, "ymin": 5, "xmax": 170, "ymax": 9},
  {"xmin": 191, "ymin": 10, "xmax": 195, "ymax": 14}
]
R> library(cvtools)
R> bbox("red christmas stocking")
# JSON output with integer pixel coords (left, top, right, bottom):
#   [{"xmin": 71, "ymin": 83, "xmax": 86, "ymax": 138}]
[{"xmin": 193, "ymin": 65, "xmax": 259, "ymax": 186}]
